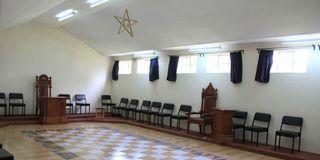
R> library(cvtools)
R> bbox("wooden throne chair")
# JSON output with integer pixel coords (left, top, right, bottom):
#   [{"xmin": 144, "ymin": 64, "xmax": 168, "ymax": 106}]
[
  {"xmin": 187, "ymin": 83, "xmax": 217, "ymax": 135},
  {"xmin": 35, "ymin": 74, "xmax": 52, "ymax": 115}
]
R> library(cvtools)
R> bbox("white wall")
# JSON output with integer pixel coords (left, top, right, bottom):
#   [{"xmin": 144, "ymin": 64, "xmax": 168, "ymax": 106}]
[
  {"xmin": 0, "ymin": 22, "xmax": 112, "ymax": 114},
  {"xmin": 111, "ymin": 48, "xmax": 320, "ymax": 154}
]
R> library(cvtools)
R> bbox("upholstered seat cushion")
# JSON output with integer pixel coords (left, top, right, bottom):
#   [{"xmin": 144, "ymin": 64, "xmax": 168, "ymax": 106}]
[
  {"xmin": 76, "ymin": 103, "xmax": 90, "ymax": 106},
  {"xmin": 171, "ymin": 115, "xmax": 188, "ymax": 119},
  {"xmin": 154, "ymin": 113, "xmax": 171, "ymax": 117},
  {"xmin": 9, "ymin": 103, "xmax": 25, "ymax": 106},
  {"xmin": 0, "ymin": 103, "xmax": 6, "ymax": 107},
  {"xmin": 276, "ymin": 130, "xmax": 300, "ymax": 137},
  {"xmin": 245, "ymin": 125, "xmax": 268, "ymax": 132},
  {"xmin": 102, "ymin": 102, "xmax": 116, "ymax": 106},
  {"xmin": 233, "ymin": 124, "xmax": 245, "ymax": 129}
]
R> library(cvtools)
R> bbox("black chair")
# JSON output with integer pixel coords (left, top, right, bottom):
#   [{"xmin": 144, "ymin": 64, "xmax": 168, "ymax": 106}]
[
  {"xmin": 233, "ymin": 111, "xmax": 248, "ymax": 140},
  {"xmin": 154, "ymin": 103, "xmax": 174, "ymax": 127},
  {"xmin": 75, "ymin": 94, "xmax": 90, "ymax": 114},
  {"xmin": 274, "ymin": 116, "xmax": 303, "ymax": 153},
  {"xmin": 58, "ymin": 94, "xmax": 74, "ymax": 114},
  {"xmin": 101, "ymin": 95, "xmax": 116, "ymax": 113},
  {"xmin": 111, "ymin": 98, "xmax": 128, "ymax": 116},
  {"xmin": 145, "ymin": 102, "xmax": 162, "ymax": 125},
  {"xmin": 170, "ymin": 105, "xmax": 192, "ymax": 130},
  {"xmin": 123, "ymin": 99, "xmax": 139, "ymax": 119},
  {"xmin": 243, "ymin": 112, "xmax": 271, "ymax": 146},
  {"xmin": 0, "ymin": 93, "xmax": 7, "ymax": 116},
  {"xmin": 9, "ymin": 93, "xmax": 26, "ymax": 116},
  {"xmin": 133, "ymin": 100, "xmax": 151, "ymax": 122}
]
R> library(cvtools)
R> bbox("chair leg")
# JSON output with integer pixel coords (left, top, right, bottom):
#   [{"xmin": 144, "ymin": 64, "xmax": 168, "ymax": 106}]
[
  {"xmin": 266, "ymin": 131, "xmax": 269, "ymax": 145},
  {"xmin": 177, "ymin": 119, "xmax": 180, "ymax": 131},
  {"xmin": 256, "ymin": 132, "xmax": 259, "ymax": 147},
  {"xmin": 292, "ymin": 137, "xmax": 295, "ymax": 153},
  {"xmin": 161, "ymin": 117, "xmax": 164, "ymax": 128},
  {"xmin": 187, "ymin": 122, "xmax": 190, "ymax": 134},
  {"xmin": 251, "ymin": 131, "xmax": 253, "ymax": 142},
  {"xmin": 278, "ymin": 136, "xmax": 281, "ymax": 148},
  {"xmin": 298, "ymin": 136, "xmax": 301, "ymax": 151},
  {"xmin": 170, "ymin": 118, "xmax": 172, "ymax": 129},
  {"xmin": 274, "ymin": 135, "xmax": 277, "ymax": 151},
  {"xmin": 243, "ymin": 130, "xmax": 246, "ymax": 144},
  {"xmin": 199, "ymin": 125, "xmax": 202, "ymax": 134}
]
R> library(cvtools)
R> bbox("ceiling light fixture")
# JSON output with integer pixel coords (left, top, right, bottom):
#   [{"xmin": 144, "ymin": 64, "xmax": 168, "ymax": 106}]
[
  {"xmin": 283, "ymin": 33, "xmax": 320, "ymax": 42},
  {"xmin": 188, "ymin": 43, "xmax": 221, "ymax": 53},
  {"xmin": 282, "ymin": 39, "xmax": 320, "ymax": 45},
  {"xmin": 110, "ymin": 50, "xmax": 156, "ymax": 57},
  {"xmin": 86, "ymin": 0, "xmax": 109, "ymax": 8},
  {"xmin": 55, "ymin": 9, "xmax": 78, "ymax": 21}
]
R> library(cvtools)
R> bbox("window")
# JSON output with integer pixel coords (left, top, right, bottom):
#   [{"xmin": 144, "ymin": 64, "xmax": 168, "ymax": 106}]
[
  {"xmin": 137, "ymin": 59, "xmax": 150, "ymax": 74},
  {"xmin": 206, "ymin": 53, "xmax": 230, "ymax": 73},
  {"xmin": 271, "ymin": 49, "xmax": 309, "ymax": 73},
  {"xmin": 177, "ymin": 55, "xmax": 197, "ymax": 73},
  {"xmin": 118, "ymin": 60, "xmax": 132, "ymax": 74}
]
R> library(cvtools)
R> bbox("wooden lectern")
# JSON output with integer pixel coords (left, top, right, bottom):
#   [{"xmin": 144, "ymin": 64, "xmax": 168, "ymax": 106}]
[
  {"xmin": 212, "ymin": 108, "xmax": 235, "ymax": 144},
  {"xmin": 36, "ymin": 74, "xmax": 67, "ymax": 124}
]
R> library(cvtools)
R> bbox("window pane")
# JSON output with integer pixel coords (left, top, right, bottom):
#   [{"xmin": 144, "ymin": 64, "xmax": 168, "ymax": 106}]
[
  {"xmin": 206, "ymin": 53, "xmax": 230, "ymax": 73},
  {"xmin": 271, "ymin": 49, "xmax": 308, "ymax": 73},
  {"xmin": 119, "ymin": 60, "xmax": 132, "ymax": 74},
  {"xmin": 137, "ymin": 59, "xmax": 150, "ymax": 74},
  {"xmin": 177, "ymin": 56, "xmax": 197, "ymax": 73}
]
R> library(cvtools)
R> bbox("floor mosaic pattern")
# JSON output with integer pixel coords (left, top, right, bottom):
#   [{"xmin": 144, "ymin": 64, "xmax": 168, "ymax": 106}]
[{"xmin": 23, "ymin": 127, "xmax": 226, "ymax": 160}]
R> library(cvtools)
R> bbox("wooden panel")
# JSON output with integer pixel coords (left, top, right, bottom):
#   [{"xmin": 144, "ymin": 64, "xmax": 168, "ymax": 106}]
[
  {"xmin": 213, "ymin": 108, "xmax": 234, "ymax": 144},
  {"xmin": 40, "ymin": 97, "xmax": 67, "ymax": 124}
]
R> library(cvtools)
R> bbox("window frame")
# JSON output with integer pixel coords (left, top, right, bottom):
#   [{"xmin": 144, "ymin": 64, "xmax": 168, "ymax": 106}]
[
  {"xmin": 206, "ymin": 52, "xmax": 231, "ymax": 73},
  {"xmin": 136, "ymin": 58, "xmax": 150, "ymax": 74},
  {"xmin": 270, "ymin": 48, "xmax": 309, "ymax": 73},
  {"xmin": 118, "ymin": 60, "xmax": 132, "ymax": 74},
  {"xmin": 177, "ymin": 55, "xmax": 197, "ymax": 74}
]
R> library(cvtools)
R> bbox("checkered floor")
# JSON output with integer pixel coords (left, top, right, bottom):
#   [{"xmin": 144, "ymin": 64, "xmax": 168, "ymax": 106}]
[{"xmin": 23, "ymin": 127, "xmax": 225, "ymax": 160}]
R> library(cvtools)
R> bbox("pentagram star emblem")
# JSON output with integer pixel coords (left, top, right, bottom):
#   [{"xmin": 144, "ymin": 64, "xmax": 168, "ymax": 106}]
[{"xmin": 115, "ymin": 9, "xmax": 137, "ymax": 37}]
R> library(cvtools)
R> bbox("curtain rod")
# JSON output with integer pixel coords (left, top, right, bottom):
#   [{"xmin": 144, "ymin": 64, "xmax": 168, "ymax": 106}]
[
  {"xmin": 257, "ymin": 44, "xmax": 316, "ymax": 51},
  {"xmin": 167, "ymin": 49, "xmax": 244, "ymax": 57}
]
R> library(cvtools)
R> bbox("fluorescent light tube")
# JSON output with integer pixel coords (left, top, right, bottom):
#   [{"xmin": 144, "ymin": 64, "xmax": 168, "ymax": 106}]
[
  {"xmin": 189, "ymin": 48, "xmax": 221, "ymax": 53},
  {"xmin": 282, "ymin": 39, "xmax": 320, "ymax": 45},
  {"xmin": 55, "ymin": 9, "xmax": 77, "ymax": 21},
  {"xmin": 86, "ymin": 0, "xmax": 109, "ymax": 8},
  {"xmin": 283, "ymin": 33, "xmax": 320, "ymax": 42}
]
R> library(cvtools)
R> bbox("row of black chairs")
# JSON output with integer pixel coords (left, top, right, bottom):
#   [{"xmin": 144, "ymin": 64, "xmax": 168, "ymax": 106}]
[
  {"xmin": 0, "ymin": 93, "xmax": 26, "ymax": 116},
  {"xmin": 0, "ymin": 93, "xmax": 92, "ymax": 115},
  {"xmin": 233, "ymin": 111, "xmax": 303, "ymax": 153},
  {"xmin": 57, "ymin": 94, "xmax": 91, "ymax": 114},
  {"xmin": 101, "ymin": 96, "xmax": 193, "ymax": 130}
]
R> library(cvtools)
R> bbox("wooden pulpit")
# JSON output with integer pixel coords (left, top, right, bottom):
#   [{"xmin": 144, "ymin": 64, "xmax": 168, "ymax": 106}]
[
  {"xmin": 212, "ymin": 108, "xmax": 235, "ymax": 144},
  {"xmin": 36, "ymin": 74, "xmax": 67, "ymax": 124}
]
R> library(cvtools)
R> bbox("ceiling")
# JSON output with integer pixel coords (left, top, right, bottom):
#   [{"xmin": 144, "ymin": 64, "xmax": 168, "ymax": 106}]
[{"xmin": 1, "ymin": 0, "xmax": 320, "ymax": 56}]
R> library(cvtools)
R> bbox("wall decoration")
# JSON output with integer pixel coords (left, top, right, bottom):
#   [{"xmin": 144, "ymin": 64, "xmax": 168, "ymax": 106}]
[{"xmin": 114, "ymin": 9, "xmax": 137, "ymax": 37}]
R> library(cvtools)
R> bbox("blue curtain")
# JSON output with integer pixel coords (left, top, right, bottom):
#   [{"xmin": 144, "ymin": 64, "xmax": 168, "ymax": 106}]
[
  {"xmin": 255, "ymin": 50, "xmax": 273, "ymax": 83},
  {"xmin": 149, "ymin": 57, "xmax": 159, "ymax": 81},
  {"xmin": 230, "ymin": 51, "xmax": 242, "ymax": 84},
  {"xmin": 112, "ymin": 61, "xmax": 119, "ymax": 81},
  {"xmin": 166, "ymin": 56, "xmax": 179, "ymax": 81}
]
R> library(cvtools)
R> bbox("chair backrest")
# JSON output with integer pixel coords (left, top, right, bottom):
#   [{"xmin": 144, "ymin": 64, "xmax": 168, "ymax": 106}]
[
  {"xmin": 140, "ymin": 100, "xmax": 151, "ymax": 110},
  {"xmin": 150, "ymin": 102, "xmax": 161, "ymax": 112},
  {"xmin": 9, "ymin": 93, "xmax": 24, "ymax": 103},
  {"xmin": 58, "ymin": 94, "xmax": 72, "ymax": 103},
  {"xmin": 119, "ymin": 98, "xmax": 129, "ymax": 107},
  {"xmin": 101, "ymin": 95, "xmax": 112, "ymax": 103},
  {"xmin": 162, "ymin": 103, "xmax": 174, "ymax": 114},
  {"xmin": 0, "ymin": 93, "xmax": 5, "ymax": 104},
  {"xmin": 75, "ymin": 94, "xmax": 87, "ymax": 103},
  {"xmin": 252, "ymin": 112, "xmax": 271, "ymax": 127},
  {"xmin": 178, "ymin": 105, "xmax": 192, "ymax": 115},
  {"xmin": 280, "ymin": 116, "xmax": 303, "ymax": 133},
  {"xmin": 233, "ymin": 111, "xmax": 248, "ymax": 125},
  {"xmin": 201, "ymin": 83, "xmax": 218, "ymax": 114},
  {"xmin": 128, "ymin": 99, "xmax": 139, "ymax": 109}
]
